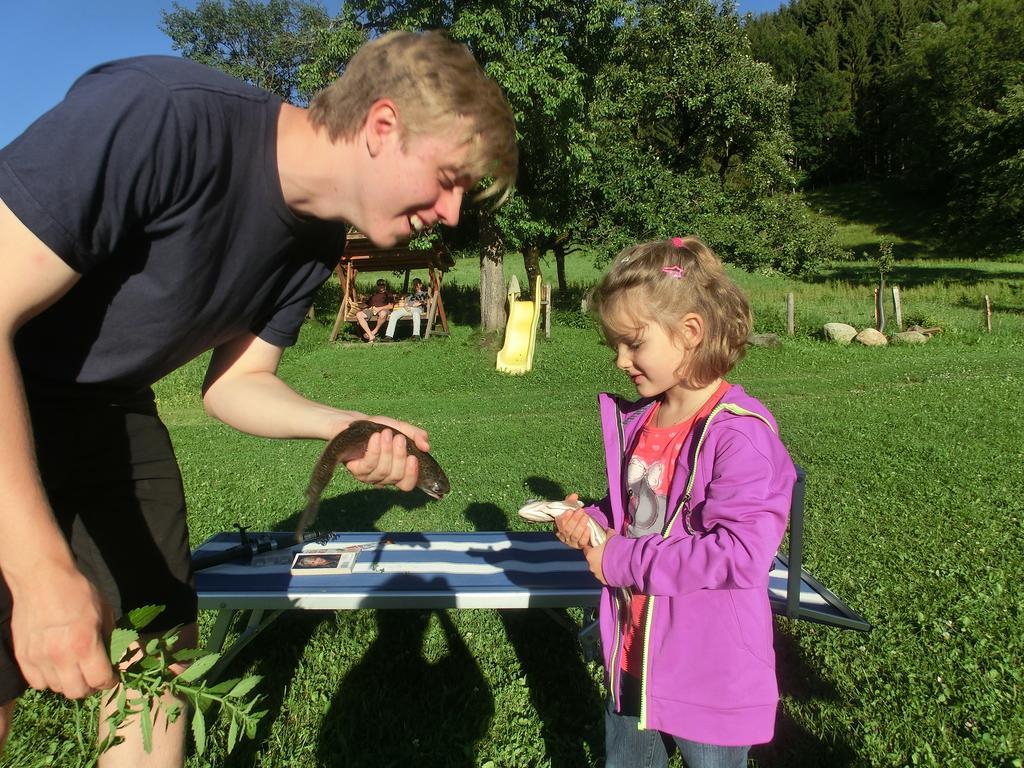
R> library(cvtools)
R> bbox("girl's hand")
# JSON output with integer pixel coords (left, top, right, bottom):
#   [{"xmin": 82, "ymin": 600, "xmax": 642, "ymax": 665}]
[
  {"xmin": 553, "ymin": 495, "xmax": 590, "ymax": 549},
  {"xmin": 583, "ymin": 530, "xmax": 616, "ymax": 585}
]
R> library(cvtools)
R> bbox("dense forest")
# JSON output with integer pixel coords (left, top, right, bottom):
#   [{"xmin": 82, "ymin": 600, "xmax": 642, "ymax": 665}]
[{"xmin": 747, "ymin": 0, "xmax": 1023, "ymax": 250}]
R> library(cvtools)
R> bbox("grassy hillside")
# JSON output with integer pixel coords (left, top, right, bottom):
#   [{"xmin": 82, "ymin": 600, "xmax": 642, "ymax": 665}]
[{"xmin": 804, "ymin": 180, "xmax": 1024, "ymax": 264}]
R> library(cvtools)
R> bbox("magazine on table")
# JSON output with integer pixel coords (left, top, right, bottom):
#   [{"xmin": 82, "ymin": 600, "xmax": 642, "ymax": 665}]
[{"xmin": 290, "ymin": 543, "xmax": 360, "ymax": 575}]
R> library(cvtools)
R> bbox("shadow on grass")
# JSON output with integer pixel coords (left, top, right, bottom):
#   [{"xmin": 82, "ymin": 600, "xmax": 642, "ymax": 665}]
[
  {"xmin": 466, "ymin": 498, "xmax": 605, "ymax": 768},
  {"xmin": 806, "ymin": 262, "xmax": 1024, "ymax": 288},
  {"xmin": 216, "ymin": 488, "xmax": 449, "ymax": 766},
  {"xmin": 220, "ymin": 611, "xmax": 333, "ymax": 768},
  {"xmin": 423, "ymin": 283, "xmax": 593, "ymax": 325},
  {"xmin": 750, "ymin": 627, "xmax": 856, "ymax": 767},
  {"xmin": 955, "ymin": 294, "xmax": 1024, "ymax": 315},
  {"xmin": 804, "ymin": 181, "xmax": 944, "ymax": 248},
  {"xmin": 804, "ymin": 181, "xmax": 1024, "ymax": 262},
  {"xmin": 525, "ymin": 476, "xmax": 576, "ymax": 504},
  {"xmin": 310, "ymin": 264, "xmax": 607, "ymax": 345},
  {"xmin": 270, "ymin": 486, "xmax": 442, "ymax": 535},
  {"xmin": 317, "ymin": 602, "xmax": 493, "ymax": 767},
  {"xmin": 216, "ymin": 487, "xmax": 602, "ymax": 766}
]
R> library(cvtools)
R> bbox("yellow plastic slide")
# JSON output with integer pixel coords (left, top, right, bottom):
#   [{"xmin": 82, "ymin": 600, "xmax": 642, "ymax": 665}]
[{"xmin": 496, "ymin": 275, "xmax": 543, "ymax": 374}]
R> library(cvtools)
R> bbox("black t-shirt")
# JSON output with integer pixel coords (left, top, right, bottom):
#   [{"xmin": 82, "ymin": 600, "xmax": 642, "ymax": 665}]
[{"xmin": 0, "ymin": 56, "xmax": 346, "ymax": 394}]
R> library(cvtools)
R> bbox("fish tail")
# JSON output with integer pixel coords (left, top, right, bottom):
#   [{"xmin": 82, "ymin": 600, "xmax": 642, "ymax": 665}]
[
  {"xmin": 295, "ymin": 433, "xmax": 356, "ymax": 542},
  {"xmin": 295, "ymin": 494, "xmax": 321, "ymax": 543}
]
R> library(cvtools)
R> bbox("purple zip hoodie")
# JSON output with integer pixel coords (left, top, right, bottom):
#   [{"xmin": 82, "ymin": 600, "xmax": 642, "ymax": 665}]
[{"xmin": 584, "ymin": 384, "xmax": 795, "ymax": 746}]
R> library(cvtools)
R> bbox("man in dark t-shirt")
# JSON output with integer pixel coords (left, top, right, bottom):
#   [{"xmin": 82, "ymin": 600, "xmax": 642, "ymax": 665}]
[{"xmin": 0, "ymin": 31, "xmax": 516, "ymax": 764}]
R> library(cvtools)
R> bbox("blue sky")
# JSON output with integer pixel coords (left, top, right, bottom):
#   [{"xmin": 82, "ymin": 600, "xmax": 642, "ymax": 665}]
[{"xmin": 0, "ymin": 0, "xmax": 787, "ymax": 148}]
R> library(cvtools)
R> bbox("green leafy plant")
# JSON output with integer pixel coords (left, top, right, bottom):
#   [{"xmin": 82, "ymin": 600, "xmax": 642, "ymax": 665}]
[{"xmin": 92, "ymin": 604, "xmax": 265, "ymax": 758}]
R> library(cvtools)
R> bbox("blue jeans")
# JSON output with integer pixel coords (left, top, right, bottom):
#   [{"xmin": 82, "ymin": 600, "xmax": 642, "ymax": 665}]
[{"xmin": 605, "ymin": 695, "xmax": 750, "ymax": 768}]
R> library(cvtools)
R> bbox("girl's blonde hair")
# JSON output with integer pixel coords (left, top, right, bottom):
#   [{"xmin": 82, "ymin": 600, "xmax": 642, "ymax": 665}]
[
  {"xmin": 590, "ymin": 237, "xmax": 752, "ymax": 387},
  {"xmin": 309, "ymin": 30, "xmax": 518, "ymax": 206}
]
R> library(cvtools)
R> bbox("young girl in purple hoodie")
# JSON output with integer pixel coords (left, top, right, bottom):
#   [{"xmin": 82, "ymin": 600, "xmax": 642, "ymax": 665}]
[{"xmin": 555, "ymin": 236, "xmax": 796, "ymax": 768}]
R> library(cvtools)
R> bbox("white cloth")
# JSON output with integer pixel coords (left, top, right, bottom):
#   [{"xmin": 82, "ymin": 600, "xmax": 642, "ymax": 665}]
[{"xmin": 385, "ymin": 305, "xmax": 424, "ymax": 337}]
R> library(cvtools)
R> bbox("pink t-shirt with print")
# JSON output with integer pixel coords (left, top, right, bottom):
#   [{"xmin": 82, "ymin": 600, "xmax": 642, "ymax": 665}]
[{"xmin": 620, "ymin": 380, "xmax": 731, "ymax": 677}]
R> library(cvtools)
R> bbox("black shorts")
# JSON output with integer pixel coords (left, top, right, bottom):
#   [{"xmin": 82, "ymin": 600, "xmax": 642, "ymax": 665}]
[{"xmin": 0, "ymin": 383, "xmax": 196, "ymax": 703}]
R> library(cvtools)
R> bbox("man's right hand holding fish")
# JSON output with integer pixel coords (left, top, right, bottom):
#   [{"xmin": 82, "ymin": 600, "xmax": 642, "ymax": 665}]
[{"xmin": 334, "ymin": 414, "xmax": 431, "ymax": 492}]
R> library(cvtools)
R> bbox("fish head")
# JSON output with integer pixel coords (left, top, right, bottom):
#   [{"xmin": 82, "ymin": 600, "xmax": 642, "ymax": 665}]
[{"xmin": 417, "ymin": 467, "xmax": 451, "ymax": 500}]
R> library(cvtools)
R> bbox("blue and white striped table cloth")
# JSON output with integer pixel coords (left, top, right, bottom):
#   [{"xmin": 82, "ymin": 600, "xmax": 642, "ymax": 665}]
[{"xmin": 193, "ymin": 530, "xmax": 853, "ymax": 617}]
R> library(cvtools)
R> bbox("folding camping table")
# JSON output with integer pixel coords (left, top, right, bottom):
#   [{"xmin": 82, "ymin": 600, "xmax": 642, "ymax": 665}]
[{"xmin": 193, "ymin": 468, "xmax": 869, "ymax": 675}]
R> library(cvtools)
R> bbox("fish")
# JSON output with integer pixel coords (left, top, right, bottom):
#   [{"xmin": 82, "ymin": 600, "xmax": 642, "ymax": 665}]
[
  {"xmin": 517, "ymin": 498, "xmax": 607, "ymax": 546},
  {"xmin": 295, "ymin": 420, "xmax": 450, "ymax": 542}
]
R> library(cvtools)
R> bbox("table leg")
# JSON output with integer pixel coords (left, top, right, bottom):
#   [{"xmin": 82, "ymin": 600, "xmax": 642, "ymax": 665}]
[{"xmin": 205, "ymin": 608, "xmax": 286, "ymax": 682}]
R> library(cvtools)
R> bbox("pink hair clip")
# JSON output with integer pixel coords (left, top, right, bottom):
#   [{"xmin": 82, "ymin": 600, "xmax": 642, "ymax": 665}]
[
  {"xmin": 661, "ymin": 265, "xmax": 686, "ymax": 279},
  {"xmin": 671, "ymin": 236, "xmax": 685, "ymax": 248}
]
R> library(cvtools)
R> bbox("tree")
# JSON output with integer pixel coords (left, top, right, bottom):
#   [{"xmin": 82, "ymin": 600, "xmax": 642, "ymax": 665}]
[
  {"xmin": 873, "ymin": 239, "xmax": 894, "ymax": 332},
  {"xmin": 161, "ymin": 0, "xmax": 365, "ymax": 103},
  {"xmin": 163, "ymin": 0, "xmax": 619, "ymax": 329},
  {"xmin": 350, "ymin": 0, "xmax": 623, "ymax": 329},
  {"xmin": 578, "ymin": 0, "xmax": 842, "ymax": 275},
  {"xmin": 881, "ymin": 0, "xmax": 1024, "ymax": 248},
  {"xmin": 590, "ymin": 0, "xmax": 793, "ymax": 194},
  {"xmin": 747, "ymin": 0, "xmax": 964, "ymax": 182}
]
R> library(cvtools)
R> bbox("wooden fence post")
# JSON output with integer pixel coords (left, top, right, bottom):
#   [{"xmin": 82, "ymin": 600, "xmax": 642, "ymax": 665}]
[
  {"xmin": 985, "ymin": 295, "xmax": 992, "ymax": 332},
  {"xmin": 786, "ymin": 292, "xmax": 795, "ymax": 336},
  {"xmin": 873, "ymin": 288, "xmax": 879, "ymax": 328},
  {"xmin": 544, "ymin": 282, "xmax": 552, "ymax": 339},
  {"xmin": 892, "ymin": 286, "xmax": 903, "ymax": 331}
]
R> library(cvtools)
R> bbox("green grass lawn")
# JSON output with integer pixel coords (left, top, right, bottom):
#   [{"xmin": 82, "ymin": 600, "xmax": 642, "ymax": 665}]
[
  {"xmin": 5, "ymin": 187, "xmax": 1024, "ymax": 766},
  {"xmin": 9, "ymin": 325, "xmax": 1023, "ymax": 768}
]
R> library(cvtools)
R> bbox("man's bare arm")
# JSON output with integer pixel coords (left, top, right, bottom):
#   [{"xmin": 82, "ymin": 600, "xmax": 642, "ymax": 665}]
[
  {"xmin": 0, "ymin": 198, "xmax": 116, "ymax": 698},
  {"xmin": 203, "ymin": 333, "xmax": 428, "ymax": 490}
]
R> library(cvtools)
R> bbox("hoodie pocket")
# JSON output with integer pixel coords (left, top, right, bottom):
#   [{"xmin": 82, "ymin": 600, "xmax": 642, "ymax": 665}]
[{"xmin": 728, "ymin": 590, "xmax": 774, "ymax": 664}]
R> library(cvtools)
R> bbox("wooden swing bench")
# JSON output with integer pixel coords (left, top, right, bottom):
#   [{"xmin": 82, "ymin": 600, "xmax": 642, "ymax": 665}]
[{"xmin": 329, "ymin": 231, "xmax": 454, "ymax": 342}]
